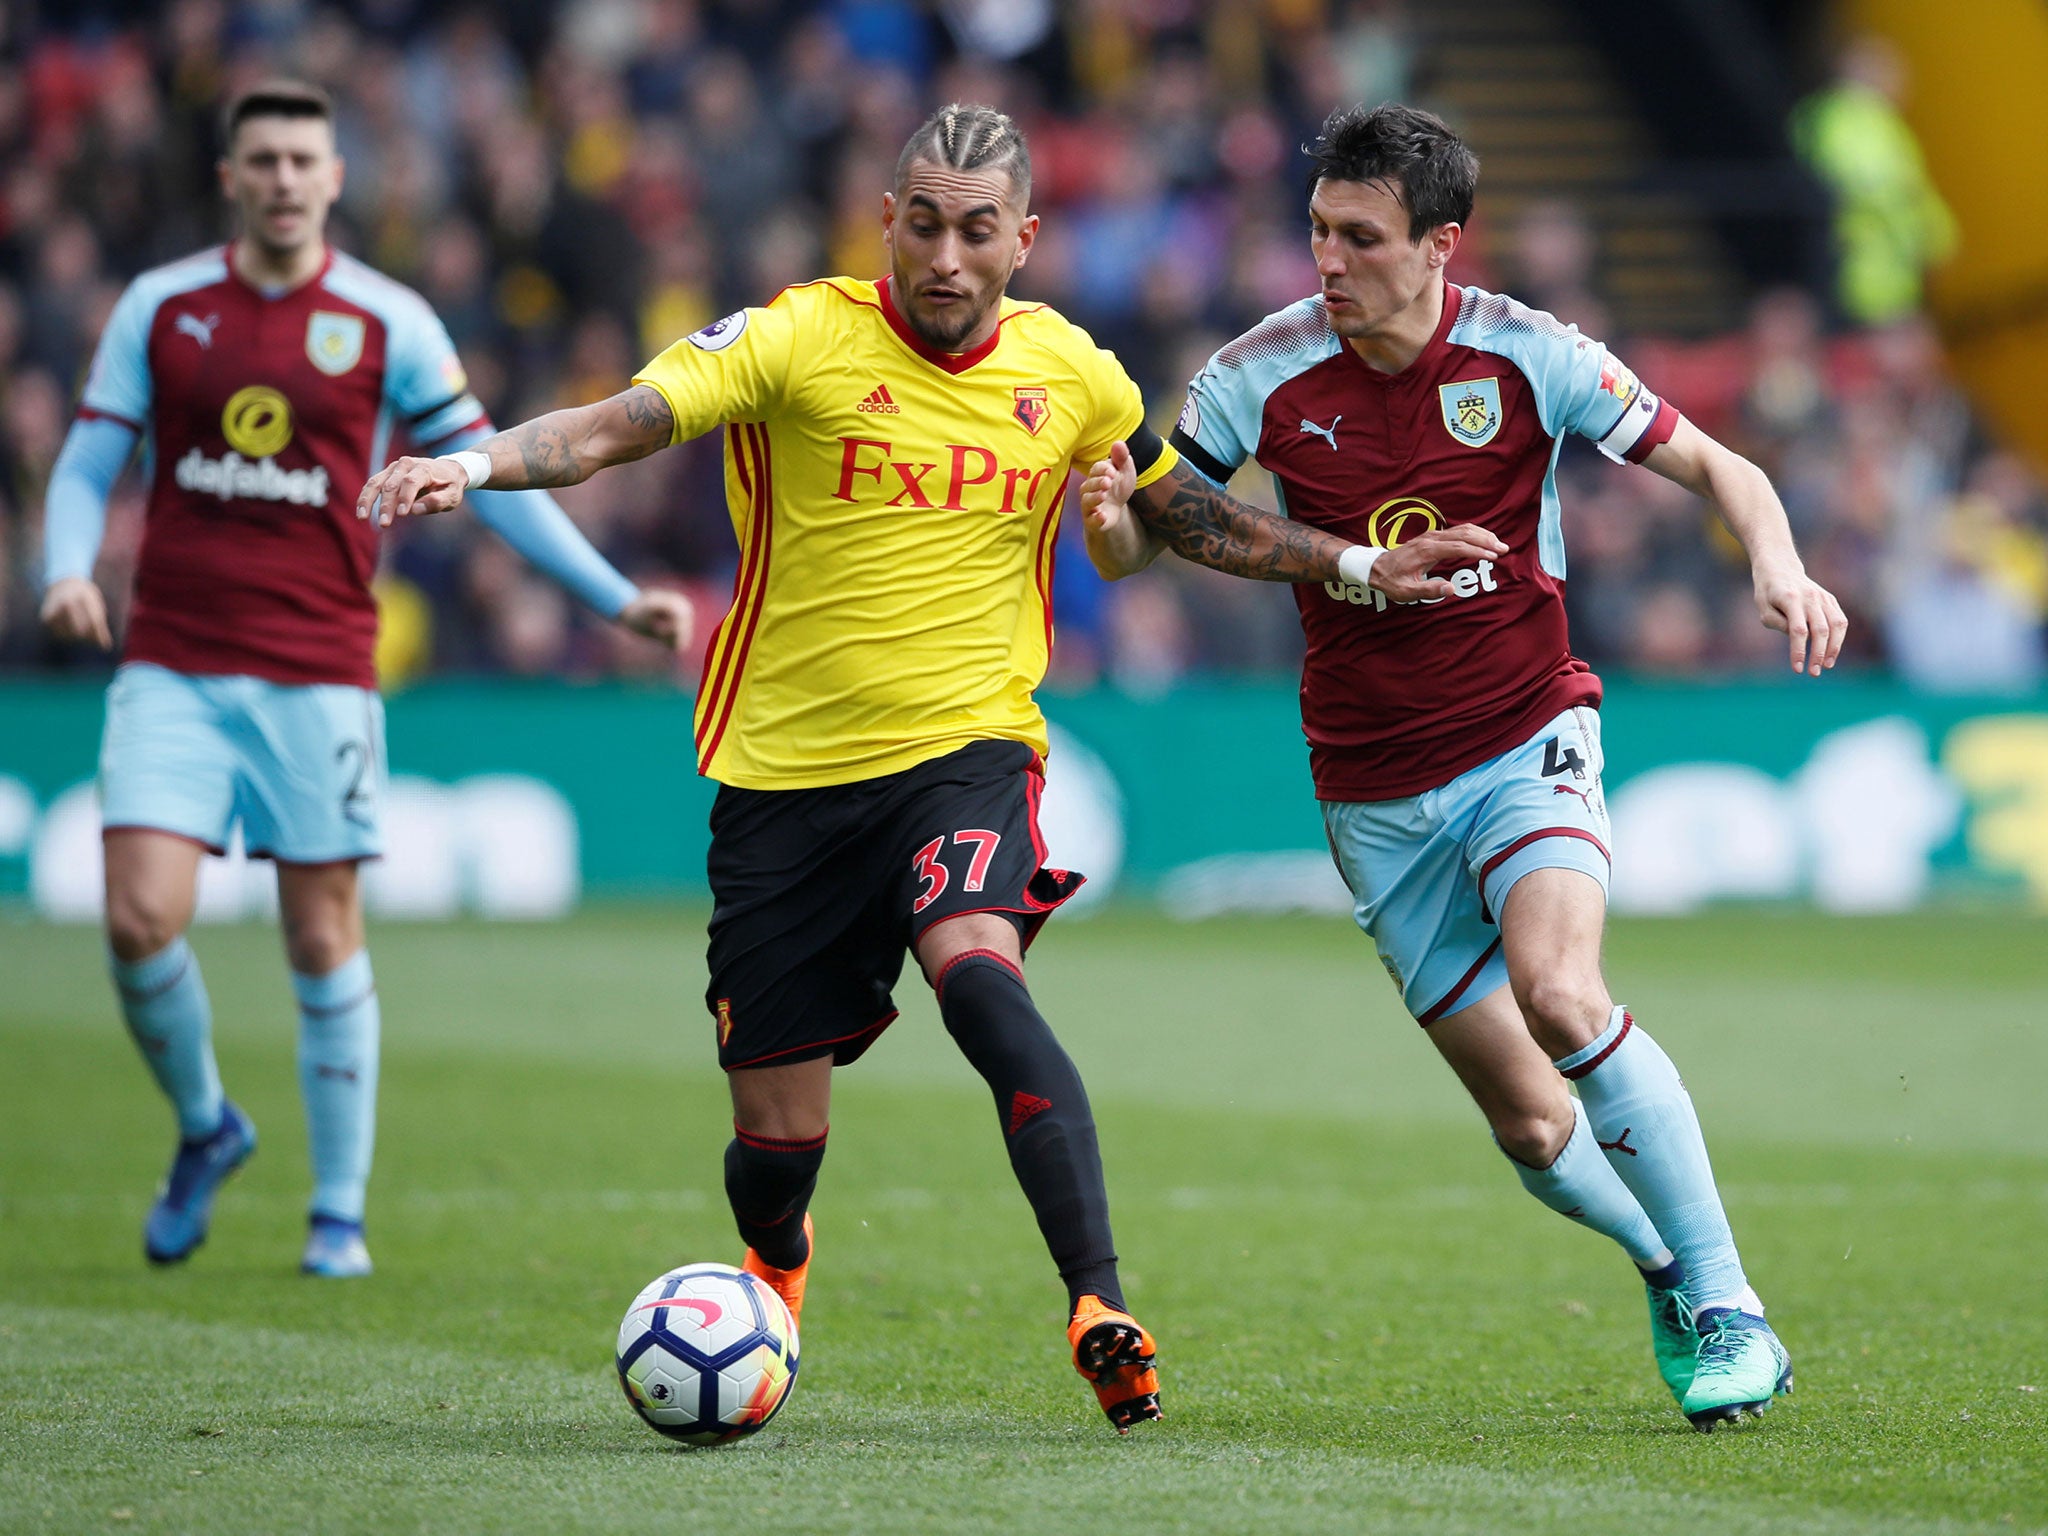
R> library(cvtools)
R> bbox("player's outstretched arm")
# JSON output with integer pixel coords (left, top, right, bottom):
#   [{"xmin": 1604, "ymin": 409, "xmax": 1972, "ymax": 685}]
[
  {"xmin": 358, "ymin": 385, "xmax": 677, "ymax": 526},
  {"xmin": 1642, "ymin": 418, "xmax": 1848, "ymax": 677},
  {"xmin": 1091, "ymin": 448, "xmax": 1507, "ymax": 599},
  {"xmin": 38, "ymin": 413, "xmax": 139, "ymax": 649}
]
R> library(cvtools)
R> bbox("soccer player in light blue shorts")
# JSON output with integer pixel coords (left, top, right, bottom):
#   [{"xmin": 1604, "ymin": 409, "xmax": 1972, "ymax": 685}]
[
  {"xmin": 100, "ymin": 664, "xmax": 389, "ymax": 868},
  {"xmin": 40, "ymin": 83, "xmax": 691, "ymax": 1279},
  {"xmin": 1323, "ymin": 705, "xmax": 1613, "ymax": 1029},
  {"xmin": 1079, "ymin": 105, "xmax": 1851, "ymax": 1428}
]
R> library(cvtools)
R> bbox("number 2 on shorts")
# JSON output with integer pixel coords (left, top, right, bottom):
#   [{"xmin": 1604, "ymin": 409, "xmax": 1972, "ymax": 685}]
[{"xmin": 911, "ymin": 829, "xmax": 1004, "ymax": 914}]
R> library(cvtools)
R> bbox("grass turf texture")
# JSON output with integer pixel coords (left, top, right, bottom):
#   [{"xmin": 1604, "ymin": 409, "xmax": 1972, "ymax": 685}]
[{"xmin": 2, "ymin": 908, "xmax": 2044, "ymax": 1535}]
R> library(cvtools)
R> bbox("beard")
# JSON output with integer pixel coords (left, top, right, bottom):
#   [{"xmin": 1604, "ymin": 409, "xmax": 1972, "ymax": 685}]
[
  {"xmin": 890, "ymin": 248, "xmax": 1004, "ymax": 351},
  {"xmin": 903, "ymin": 289, "xmax": 994, "ymax": 351}
]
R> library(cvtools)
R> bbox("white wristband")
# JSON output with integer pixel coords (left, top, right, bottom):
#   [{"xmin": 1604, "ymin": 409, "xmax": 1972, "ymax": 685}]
[
  {"xmin": 1336, "ymin": 545, "xmax": 1383, "ymax": 589},
  {"xmin": 445, "ymin": 450, "xmax": 493, "ymax": 491}
]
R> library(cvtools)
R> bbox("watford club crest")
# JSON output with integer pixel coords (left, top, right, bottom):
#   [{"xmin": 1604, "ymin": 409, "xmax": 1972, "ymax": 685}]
[
  {"xmin": 1012, "ymin": 386, "xmax": 1050, "ymax": 436},
  {"xmin": 1439, "ymin": 376, "xmax": 1502, "ymax": 447}
]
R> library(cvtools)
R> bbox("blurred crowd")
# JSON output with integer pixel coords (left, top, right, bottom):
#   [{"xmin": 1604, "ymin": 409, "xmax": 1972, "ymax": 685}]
[{"xmin": 1, "ymin": 0, "xmax": 2043, "ymax": 694}]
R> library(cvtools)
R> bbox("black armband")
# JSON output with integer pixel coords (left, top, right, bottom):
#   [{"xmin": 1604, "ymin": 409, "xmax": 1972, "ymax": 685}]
[
  {"xmin": 406, "ymin": 392, "xmax": 470, "ymax": 427},
  {"xmin": 1126, "ymin": 423, "xmax": 1167, "ymax": 477},
  {"xmin": 1167, "ymin": 426, "xmax": 1234, "ymax": 487}
]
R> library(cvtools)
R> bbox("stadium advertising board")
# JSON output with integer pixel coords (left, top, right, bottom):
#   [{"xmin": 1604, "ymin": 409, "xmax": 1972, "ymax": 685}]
[{"xmin": 2, "ymin": 679, "xmax": 2044, "ymax": 917}]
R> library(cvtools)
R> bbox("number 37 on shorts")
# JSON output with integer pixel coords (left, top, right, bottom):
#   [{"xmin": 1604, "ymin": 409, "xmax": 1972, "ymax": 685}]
[{"xmin": 910, "ymin": 829, "xmax": 1003, "ymax": 914}]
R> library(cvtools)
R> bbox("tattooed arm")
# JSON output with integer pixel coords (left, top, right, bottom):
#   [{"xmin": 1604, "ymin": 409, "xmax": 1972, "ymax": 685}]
[
  {"xmin": 357, "ymin": 385, "xmax": 677, "ymax": 525},
  {"xmin": 1080, "ymin": 448, "xmax": 1508, "ymax": 598},
  {"xmin": 1130, "ymin": 460, "xmax": 1355, "ymax": 581}
]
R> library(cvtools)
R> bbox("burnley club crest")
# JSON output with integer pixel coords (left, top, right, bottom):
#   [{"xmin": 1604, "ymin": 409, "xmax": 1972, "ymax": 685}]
[
  {"xmin": 1439, "ymin": 377, "xmax": 1501, "ymax": 447},
  {"xmin": 305, "ymin": 311, "xmax": 366, "ymax": 377}
]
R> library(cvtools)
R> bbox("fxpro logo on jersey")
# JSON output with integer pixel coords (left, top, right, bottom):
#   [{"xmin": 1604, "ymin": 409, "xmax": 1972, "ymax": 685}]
[
  {"xmin": 172, "ymin": 385, "xmax": 331, "ymax": 507},
  {"xmin": 833, "ymin": 436, "xmax": 1058, "ymax": 514},
  {"xmin": 1323, "ymin": 496, "xmax": 1500, "ymax": 613}
]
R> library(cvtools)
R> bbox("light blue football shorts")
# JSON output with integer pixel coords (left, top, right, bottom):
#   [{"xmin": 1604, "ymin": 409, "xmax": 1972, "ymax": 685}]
[
  {"xmin": 1321, "ymin": 705, "xmax": 1612, "ymax": 1025},
  {"xmin": 99, "ymin": 661, "xmax": 386, "ymax": 863}
]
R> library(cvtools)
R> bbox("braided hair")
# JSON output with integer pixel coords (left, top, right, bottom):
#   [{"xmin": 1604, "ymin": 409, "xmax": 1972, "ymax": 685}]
[{"xmin": 894, "ymin": 103, "xmax": 1032, "ymax": 205}]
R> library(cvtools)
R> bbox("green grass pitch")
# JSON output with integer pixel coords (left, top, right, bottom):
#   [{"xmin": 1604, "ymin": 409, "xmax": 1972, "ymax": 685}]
[{"xmin": 3, "ymin": 907, "xmax": 2045, "ymax": 1534}]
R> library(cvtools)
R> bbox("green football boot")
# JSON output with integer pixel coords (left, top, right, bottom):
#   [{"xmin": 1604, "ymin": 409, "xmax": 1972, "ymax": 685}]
[
  {"xmin": 1645, "ymin": 1278, "xmax": 1699, "ymax": 1404},
  {"xmin": 1681, "ymin": 1308, "xmax": 1793, "ymax": 1431}
]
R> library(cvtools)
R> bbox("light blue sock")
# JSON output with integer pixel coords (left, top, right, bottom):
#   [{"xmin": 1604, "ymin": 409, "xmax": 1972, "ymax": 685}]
[
  {"xmin": 294, "ymin": 950, "xmax": 380, "ymax": 1225},
  {"xmin": 1499, "ymin": 1096, "xmax": 1674, "ymax": 1271},
  {"xmin": 1559, "ymin": 1007, "xmax": 1749, "ymax": 1314},
  {"xmin": 110, "ymin": 937, "xmax": 224, "ymax": 1139}
]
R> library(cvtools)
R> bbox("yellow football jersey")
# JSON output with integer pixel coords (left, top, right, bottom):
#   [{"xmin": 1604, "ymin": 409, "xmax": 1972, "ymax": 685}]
[{"xmin": 634, "ymin": 276, "xmax": 1179, "ymax": 789}]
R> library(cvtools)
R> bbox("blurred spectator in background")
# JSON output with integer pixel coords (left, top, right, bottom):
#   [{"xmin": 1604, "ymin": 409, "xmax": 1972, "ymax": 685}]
[
  {"xmin": 1505, "ymin": 198, "xmax": 1607, "ymax": 339},
  {"xmin": 0, "ymin": 1, "xmax": 2040, "ymax": 695},
  {"xmin": 1792, "ymin": 34, "xmax": 1957, "ymax": 328},
  {"xmin": 1887, "ymin": 452, "xmax": 2048, "ymax": 694}
]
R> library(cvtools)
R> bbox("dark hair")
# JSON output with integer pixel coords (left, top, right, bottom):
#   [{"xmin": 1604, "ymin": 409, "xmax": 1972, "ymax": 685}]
[
  {"xmin": 895, "ymin": 103, "xmax": 1032, "ymax": 205},
  {"xmin": 222, "ymin": 80, "xmax": 333, "ymax": 147},
  {"xmin": 1304, "ymin": 104, "xmax": 1478, "ymax": 239}
]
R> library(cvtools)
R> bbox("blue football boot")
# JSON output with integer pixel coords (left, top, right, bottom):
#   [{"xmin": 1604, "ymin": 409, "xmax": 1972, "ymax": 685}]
[
  {"xmin": 301, "ymin": 1213, "xmax": 373, "ymax": 1278},
  {"xmin": 144, "ymin": 1102, "xmax": 257, "ymax": 1264}
]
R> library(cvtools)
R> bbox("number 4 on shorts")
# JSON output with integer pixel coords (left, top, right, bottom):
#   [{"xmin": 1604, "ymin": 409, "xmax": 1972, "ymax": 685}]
[{"xmin": 1541, "ymin": 737, "xmax": 1586, "ymax": 779}]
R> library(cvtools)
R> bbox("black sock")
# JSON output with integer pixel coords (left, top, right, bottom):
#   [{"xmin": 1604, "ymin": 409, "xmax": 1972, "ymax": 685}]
[
  {"xmin": 934, "ymin": 949, "xmax": 1124, "ymax": 1315},
  {"xmin": 723, "ymin": 1124, "xmax": 825, "ymax": 1270}
]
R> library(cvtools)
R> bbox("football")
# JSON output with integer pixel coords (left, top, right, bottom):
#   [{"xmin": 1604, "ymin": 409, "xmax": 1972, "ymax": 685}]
[{"xmin": 614, "ymin": 1263, "xmax": 799, "ymax": 1445}]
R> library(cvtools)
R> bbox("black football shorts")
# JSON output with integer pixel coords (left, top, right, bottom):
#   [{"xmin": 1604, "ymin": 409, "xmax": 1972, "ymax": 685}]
[{"xmin": 703, "ymin": 738, "xmax": 1084, "ymax": 1071}]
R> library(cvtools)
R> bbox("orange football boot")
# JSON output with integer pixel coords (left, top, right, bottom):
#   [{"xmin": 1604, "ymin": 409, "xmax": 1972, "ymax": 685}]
[
  {"xmin": 741, "ymin": 1212, "xmax": 812, "ymax": 1333},
  {"xmin": 1067, "ymin": 1294, "xmax": 1162, "ymax": 1433}
]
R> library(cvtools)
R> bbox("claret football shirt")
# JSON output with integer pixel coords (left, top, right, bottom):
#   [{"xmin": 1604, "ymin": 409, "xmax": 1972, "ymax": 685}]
[
  {"xmin": 1170, "ymin": 282, "xmax": 1679, "ymax": 802},
  {"xmin": 635, "ymin": 276, "xmax": 1177, "ymax": 790},
  {"xmin": 78, "ymin": 247, "xmax": 492, "ymax": 689}
]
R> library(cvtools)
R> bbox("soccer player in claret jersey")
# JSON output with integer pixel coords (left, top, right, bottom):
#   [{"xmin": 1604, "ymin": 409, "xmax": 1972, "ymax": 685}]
[
  {"xmin": 39, "ymin": 83, "xmax": 690, "ymax": 1278},
  {"xmin": 1083, "ymin": 105, "xmax": 1849, "ymax": 1430},
  {"xmin": 359, "ymin": 103, "xmax": 1465, "ymax": 1430}
]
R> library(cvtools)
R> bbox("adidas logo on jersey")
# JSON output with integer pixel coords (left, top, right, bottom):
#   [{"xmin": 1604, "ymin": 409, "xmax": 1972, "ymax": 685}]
[
  {"xmin": 1325, "ymin": 559, "xmax": 1499, "ymax": 612},
  {"xmin": 856, "ymin": 384, "xmax": 901, "ymax": 414},
  {"xmin": 173, "ymin": 447, "xmax": 331, "ymax": 507}
]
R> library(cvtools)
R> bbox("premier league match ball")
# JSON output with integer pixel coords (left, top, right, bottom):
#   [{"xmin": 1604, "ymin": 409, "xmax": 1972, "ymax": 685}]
[{"xmin": 615, "ymin": 1263, "xmax": 799, "ymax": 1445}]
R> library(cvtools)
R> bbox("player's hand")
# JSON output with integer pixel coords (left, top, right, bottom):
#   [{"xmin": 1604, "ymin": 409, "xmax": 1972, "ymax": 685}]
[
  {"xmin": 39, "ymin": 576, "xmax": 111, "ymax": 649},
  {"xmin": 1079, "ymin": 440, "xmax": 1160, "ymax": 578},
  {"xmin": 618, "ymin": 586, "xmax": 694, "ymax": 653},
  {"xmin": 1754, "ymin": 559, "xmax": 1847, "ymax": 676},
  {"xmin": 1367, "ymin": 524, "xmax": 1509, "ymax": 602},
  {"xmin": 1081, "ymin": 440, "xmax": 1140, "ymax": 533},
  {"xmin": 357, "ymin": 455, "xmax": 471, "ymax": 527}
]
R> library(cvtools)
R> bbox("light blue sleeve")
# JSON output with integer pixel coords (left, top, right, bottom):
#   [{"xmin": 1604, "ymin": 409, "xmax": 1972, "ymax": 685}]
[
  {"xmin": 366, "ymin": 278, "xmax": 636, "ymax": 618},
  {"xmin": 1172, "ymin": 360, "xmax": 1261, "ymax": 484},
  {"xmin": 1446, "ymin": 287, "xmax": 1668, "ymax": 459},
  {"xmin": 42, "ymin": 416, "xmax": 141, "ymax": 584},
  {"xmin": 1168, "ymin": 297, "xmax": 1340, "ymax": 485},
  {"xmin": 79, "ymin": 280, "xmax": 160, "ymax": 427},
  {"xmin": 382, "ymin": 292, "xmax": 492, "ymax": 449},
  {"xmin": 438, "ymin": 426, "xmax": 637, "ymax": 620}
]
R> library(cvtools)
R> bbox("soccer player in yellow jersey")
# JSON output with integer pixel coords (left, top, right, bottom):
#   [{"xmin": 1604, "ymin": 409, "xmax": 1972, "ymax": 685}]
[{"xmin": 361, "ymin": 104, "xmax": 1488, "ymax": 1432}]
